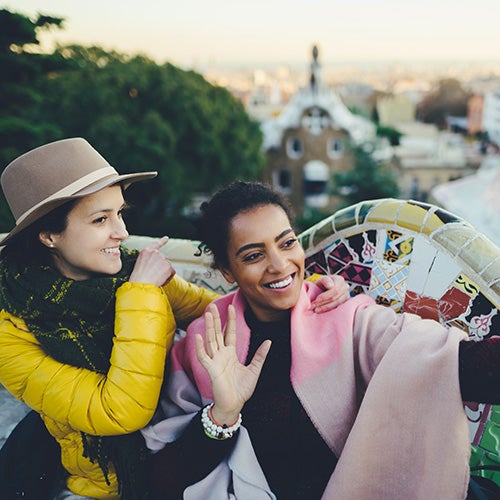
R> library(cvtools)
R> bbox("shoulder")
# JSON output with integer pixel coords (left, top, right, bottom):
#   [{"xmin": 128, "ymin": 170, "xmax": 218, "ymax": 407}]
[
  {"xmin": 303, "ymin": 281, "xmax": 375, "ymax": 310},
  {"xmin": 163, "ymin": 274, "xmax": 219, "ymax": 302}
]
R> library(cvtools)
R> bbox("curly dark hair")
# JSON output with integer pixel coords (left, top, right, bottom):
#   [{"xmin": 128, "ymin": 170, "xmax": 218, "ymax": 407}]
[{"xmin": 197, "ymin": 181, "xmax": 294, "ymax": 270}]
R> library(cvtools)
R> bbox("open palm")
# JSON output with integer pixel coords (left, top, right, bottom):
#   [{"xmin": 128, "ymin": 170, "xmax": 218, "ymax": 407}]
[{"xmin": 195, "ymin": 303, "xmax": 271, "ymax": 422}]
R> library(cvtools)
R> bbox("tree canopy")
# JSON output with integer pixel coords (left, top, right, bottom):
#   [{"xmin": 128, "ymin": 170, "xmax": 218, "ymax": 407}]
[
  {"xmin": 0, "ymin": 9, "xmax": 67, "ymax": 163},
  {"xmin": 331, "ymin": 143, "xmax": 400, "ymax": 207},
  {"xmin": 0, "ymin": 9, "xmax": 70, "ymax": 229},
  {"xmin": 38, "ymin": 45, "xmax": 264, "ymax": 235},
  {"xmin": 0, "ymin": 9, "xmax": 264, "ymax": 238},
  {"xmin": 416, "ymin": 78, "xmax": 470, "ymax": 128}
]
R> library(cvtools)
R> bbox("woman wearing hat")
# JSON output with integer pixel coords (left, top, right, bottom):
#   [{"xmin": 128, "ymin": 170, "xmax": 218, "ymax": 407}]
[{"xmin": 0, "ymin": 139, "xmax": 348, "ymax": 499}]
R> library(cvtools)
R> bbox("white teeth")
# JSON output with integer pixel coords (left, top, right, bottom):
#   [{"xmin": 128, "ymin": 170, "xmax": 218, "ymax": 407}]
[
  {"xmin": 267, "ymin": 276, "xmax": 292, "ymax": 289},
  {"xmin": 102, "ymin": 248, "xmax": 119, "ymax": 254}
]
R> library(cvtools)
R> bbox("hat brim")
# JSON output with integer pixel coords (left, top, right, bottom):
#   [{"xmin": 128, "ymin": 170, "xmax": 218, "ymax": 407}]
[{"xmin": 0, "ymin": 171, "xmax": 157, "ymax": 246}]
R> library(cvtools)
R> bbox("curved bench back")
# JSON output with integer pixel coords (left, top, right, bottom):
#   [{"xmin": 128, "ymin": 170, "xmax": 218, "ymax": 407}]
[
  {"xmin": 299, "ymin": 198, "xmax": 500, "ymax": 483},
  {"xmin": 124, "ymin": 236, "xmax": 236, "ymax": 295}
]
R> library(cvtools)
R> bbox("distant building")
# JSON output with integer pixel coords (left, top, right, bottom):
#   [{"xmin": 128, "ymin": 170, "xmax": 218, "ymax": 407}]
[
  {"xmin": 483, "ymin": 92, "xmax": 500, "ymax": 146},
  {"xmin": 376, "ymin": 94, "xmax": 416, "ymax": 128},
  {"xmin": 392, "ymin": 122, "xmax": 479, "ymax": 200},
  {"xmin": 260, "ymin": 46, "xmax": 379, "ymax": 215},
  {"xmin": 338, "ymin": 81, "xmax": 376, "ymax": 119},
  {"xmin": 430, "ymin": 155, "xmax": 500, "ymax": 246},
  {"xmin": 467, "ymin": 94, "xmax": 484, "ymax": 136}
]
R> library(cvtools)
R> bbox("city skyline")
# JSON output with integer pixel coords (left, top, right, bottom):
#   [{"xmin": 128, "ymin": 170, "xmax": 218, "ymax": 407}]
[{"xmin": 3, "ymin": 0, "xmax": 499, "ymax": 71}]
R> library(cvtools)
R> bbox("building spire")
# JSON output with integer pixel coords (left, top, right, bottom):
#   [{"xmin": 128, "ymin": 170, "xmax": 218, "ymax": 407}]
[{"xmin": 310, "ymin": 44, "xmax": 321, "ymax": 93}]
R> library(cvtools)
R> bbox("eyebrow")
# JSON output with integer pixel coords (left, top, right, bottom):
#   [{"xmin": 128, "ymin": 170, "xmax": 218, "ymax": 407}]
[
  {"xmin": 87, "ymin": 208, "xmax": 114, "ymax": 217},
  {"xmin": 235, "ymin": 228, "xmax": 294, "ymax": 256},
  {"xmin": 87, "ymin": 203, "xmax": 127, "ymax": 217}
]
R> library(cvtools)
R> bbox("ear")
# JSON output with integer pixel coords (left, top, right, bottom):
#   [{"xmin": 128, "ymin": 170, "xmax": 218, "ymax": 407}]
[
  {"xmin": 220, "ymin": 267, "xmax": 236, "ymax": 284},
  {"xmin": 38, "ymin": 231, "xmax": 56, "ymax": 249}
]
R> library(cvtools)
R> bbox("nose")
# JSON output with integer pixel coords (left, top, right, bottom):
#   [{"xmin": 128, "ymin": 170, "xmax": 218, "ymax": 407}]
[
  {"xmin": 267, "ymin": 248, "xmax": 287, "ymax": 273},
  {"xmin": 112, "ymin": 217, "xmax": 129, "ymax": 240}
]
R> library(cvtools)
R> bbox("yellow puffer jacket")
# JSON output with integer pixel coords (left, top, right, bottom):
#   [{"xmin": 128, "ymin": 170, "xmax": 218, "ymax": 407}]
[{"xmin": 0, "ymin": 275, "xmax": 218, "ymax": 499}]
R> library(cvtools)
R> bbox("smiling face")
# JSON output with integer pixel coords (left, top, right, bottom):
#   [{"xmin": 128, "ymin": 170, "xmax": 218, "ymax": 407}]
[
  {"xmin": 221, "ymin": 204, "xmax": 305, "ymax": 322},
  {"xmin": 39, "ymin": 185, "xmax": 129, "ymax": 280}
]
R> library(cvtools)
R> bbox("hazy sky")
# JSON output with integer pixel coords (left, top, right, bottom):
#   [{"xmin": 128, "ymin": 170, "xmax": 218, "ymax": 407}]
[{"xmin": 2, "ymin": 0, "xmax": 499, "ymax": 68}]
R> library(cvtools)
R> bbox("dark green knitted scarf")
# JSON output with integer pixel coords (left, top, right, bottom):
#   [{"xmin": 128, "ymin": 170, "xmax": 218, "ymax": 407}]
[{"xmin": 0, "ymin": 247, "xmax": 150, "ymax": 499}]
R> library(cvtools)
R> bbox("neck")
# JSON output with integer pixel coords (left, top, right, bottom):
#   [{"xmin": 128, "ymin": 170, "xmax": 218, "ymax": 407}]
[{"xmin": 250, "ymin": 307, "xmax": 291, "ymax": 323}]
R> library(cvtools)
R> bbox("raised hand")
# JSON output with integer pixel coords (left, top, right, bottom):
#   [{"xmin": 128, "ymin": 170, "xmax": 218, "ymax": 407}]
[
  {"xmin": 195, "ymin": 303, "xmax": 271, "ymax": 425},
  {"xmin": 311, "ymin": 274, "xmax": 350, "ymax": 313},
  {"xmin": 128, "ymin": 236, "xmax": 176, "ymax": 286}
]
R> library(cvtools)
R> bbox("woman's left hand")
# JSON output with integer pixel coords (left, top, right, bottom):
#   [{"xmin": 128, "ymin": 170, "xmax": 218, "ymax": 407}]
[
  {"xmin": 195, "ymin": 303, "xmax": 271, "ymax": 425},
  {"xmin": 311, "ymin": 274, "xmax": 350, "ymax": 313}
]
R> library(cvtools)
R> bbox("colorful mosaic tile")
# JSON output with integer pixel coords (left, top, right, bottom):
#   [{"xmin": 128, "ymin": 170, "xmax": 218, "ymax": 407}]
[
  {"xmin": 340, "ymin": 261, "xmax": 372, "ymax": 288},
  {"xmin": 297, "ymin": 198, "xmax": 500, "ymax": 480},
  {"xmin": 466, "ymin": 402, "xmax": 492, "ymax": 446},
  {"xmin": 382, "ymin": 230, "xmax": 414, "ymax": 264},
  {"xmin": 455, "ymin": 274, "xmax": 481, "ymax": 298},
  {"xmin": 437, "ymin": 286, "xmax": 472, "ymax": 322},
  {"xmin": 403, "ymin": 290, "xmax": 440, "ymax": 321},
  {"xmin": 328, "ymin": 241, "xmax": 355, "ymax": 268},
  {"xmin": 370, "ymin": 259, "xmax": 409, "ymax": 311},
  {"xmin": 346, "ymin": 230, "xmax": 377, "ymax": 264},
  {"xmin": 465, "ymin": 293, "xmax": 499, "ymax": 341},
  {"xmin": 421, "ymin": 251, "xmax": 463, "ymax": 300},
  {"xmin": 332, "ymin": 205, "xmax": 357, "ymax": 232}
]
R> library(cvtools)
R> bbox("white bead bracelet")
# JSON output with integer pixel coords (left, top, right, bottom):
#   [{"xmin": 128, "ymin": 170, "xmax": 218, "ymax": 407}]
[{"xmin": 201, "ymin": 403, "xmax": 242, "ymax": 440}]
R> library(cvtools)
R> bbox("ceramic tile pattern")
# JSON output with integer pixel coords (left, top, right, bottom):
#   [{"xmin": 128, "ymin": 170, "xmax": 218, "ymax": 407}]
[{"xmin": 300, "ymin": 198, "xmax": 500, "ymax": 483}]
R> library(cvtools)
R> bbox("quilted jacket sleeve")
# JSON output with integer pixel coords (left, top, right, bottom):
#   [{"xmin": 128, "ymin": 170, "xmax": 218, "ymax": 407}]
[
  {"xmin": 0, "ymin": 282, "xmax": 172, "ymax": 436},
  {"xmin": 163, "ymin": 274, "xmax": 219, "ymax": 329}
]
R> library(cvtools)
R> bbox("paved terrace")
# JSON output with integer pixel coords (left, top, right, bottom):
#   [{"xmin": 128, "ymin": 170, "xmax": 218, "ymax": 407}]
[{"xmin": 0, "ymin": 385, "xmax": 30, "ymax": 449}]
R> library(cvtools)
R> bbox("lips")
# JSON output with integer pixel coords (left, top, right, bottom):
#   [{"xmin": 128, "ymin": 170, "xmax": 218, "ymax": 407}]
[
  {"xmin": 101, "ymin": 247, "xmax": 120, "ymax": 256},
  {"xmin": 264, "ymin": 274, "xmax": 294, "ymax": 289}
]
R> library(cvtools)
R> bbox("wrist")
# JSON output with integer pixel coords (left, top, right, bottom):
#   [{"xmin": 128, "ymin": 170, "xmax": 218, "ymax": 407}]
[
  {"xmin": 210, "ymin": 405, "xmax": 241, "ymax": 427},
  {"xmin": 201, "ymin": 403, "xmax": 242, "ymax": 440},
  {"xmin": 210, "ymin": 403, "xmax": 240, "ymax": 426}
]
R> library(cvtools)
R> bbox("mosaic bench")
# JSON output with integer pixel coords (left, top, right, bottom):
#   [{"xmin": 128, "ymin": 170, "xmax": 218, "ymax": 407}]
[
  {"xmin": 127, "ymin": 197, "xmax": 500, "ymax": 485},
  {"xmin": 299, "ymin": 198, "xmax": 500, "ymax": 485}
]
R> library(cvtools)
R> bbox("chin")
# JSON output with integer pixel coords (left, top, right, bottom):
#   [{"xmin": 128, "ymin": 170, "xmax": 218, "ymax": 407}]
[
  {"xmin": 102, "ymin": 263, "xmax": 122, "ymax": 275},
  {"xmin": 276, "ymin": 295, "xmax": 300, "ymax": 312}
]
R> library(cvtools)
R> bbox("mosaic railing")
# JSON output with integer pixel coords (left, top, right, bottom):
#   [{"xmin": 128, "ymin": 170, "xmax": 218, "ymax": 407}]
[{"xmin": 298, "ymin": 198, "xmax": 500, "ymax": 485}]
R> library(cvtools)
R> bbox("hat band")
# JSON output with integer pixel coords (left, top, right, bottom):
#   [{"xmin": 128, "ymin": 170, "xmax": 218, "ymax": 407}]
[{"xmin": 15, "ymin": 166, "xmax": 119, "ymax": 226}]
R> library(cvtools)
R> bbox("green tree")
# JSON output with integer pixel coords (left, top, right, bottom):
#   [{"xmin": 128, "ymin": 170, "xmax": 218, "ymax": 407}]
[
  {"xmin": 376, "ymin": 125, "xmax": 402, "ymax": 146},
  {"xmin": 0, "ymin": 8, "xmax": 68, "ymax": 229},
  {"xmin": 417, "ymin": 78, "xmax": 470, "ymax": 128},
  {"xmin": 331, "ymin": 143, "xmax": 399, "ymax": 207},
  {"xmin": 1, "ymin": 10, "xmax": 264, "ymax": 238},
  {"xmin": 0, "ymin": 9, "xmax": 66, "ymax": 163},
  {"xmin": 38, "ymin": 46, "xmax": 264, "ymax": 237}
]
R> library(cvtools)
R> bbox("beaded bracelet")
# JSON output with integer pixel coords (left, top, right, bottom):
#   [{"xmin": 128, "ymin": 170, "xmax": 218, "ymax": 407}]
[{"xmin": 201, "ymin": 403, "xmax": 242, "ymax": 440}]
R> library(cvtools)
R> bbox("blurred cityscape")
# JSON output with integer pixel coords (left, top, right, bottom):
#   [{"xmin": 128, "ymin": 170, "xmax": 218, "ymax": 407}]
[
  {"xmin": 202, "ymin": 59, "xmax": 500, "ymax": 110},
  {"xmin": 197, "ymin": 51, "xmax": 500, "ymax": 245}
]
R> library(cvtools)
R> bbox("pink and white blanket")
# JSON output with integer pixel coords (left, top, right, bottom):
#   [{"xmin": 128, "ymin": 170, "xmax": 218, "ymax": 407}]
[{"xmin": 142, "ymin": 282, "xmax": 470, "ymax": 499}]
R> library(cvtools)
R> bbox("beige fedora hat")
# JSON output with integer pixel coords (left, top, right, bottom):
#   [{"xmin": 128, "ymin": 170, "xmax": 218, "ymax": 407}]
[{"xmin": 0, "ymin": 137, "xmax": 157, "ymax": 245}]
